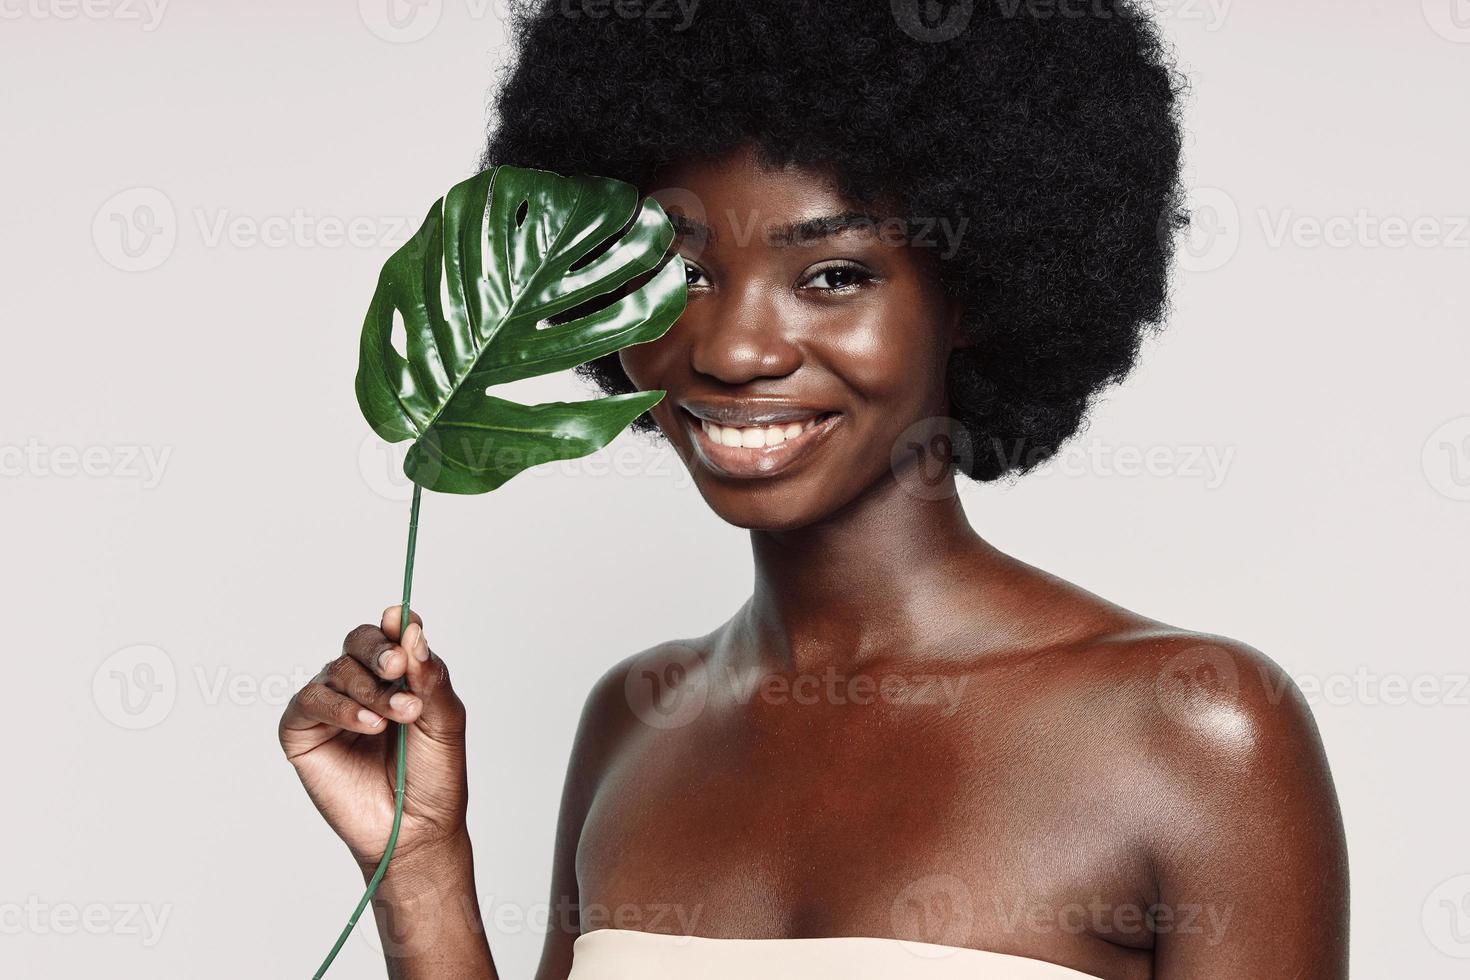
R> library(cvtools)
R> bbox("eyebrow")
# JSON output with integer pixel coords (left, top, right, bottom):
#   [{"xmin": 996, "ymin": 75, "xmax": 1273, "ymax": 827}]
[{"xmin": 668, "ymin": 210, "xmax": 889, "ymax": 248}]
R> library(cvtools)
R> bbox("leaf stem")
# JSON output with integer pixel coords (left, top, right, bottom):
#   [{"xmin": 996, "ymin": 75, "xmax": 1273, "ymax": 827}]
[{"xmin": 312, "ymin": 483, "xmax": 421, "ymax": 978}]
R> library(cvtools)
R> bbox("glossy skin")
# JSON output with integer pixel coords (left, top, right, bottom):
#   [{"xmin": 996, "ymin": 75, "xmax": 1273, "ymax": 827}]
[{"xmin": 280, "ymin": 146, "xmax": 1348, "ymax": 979}]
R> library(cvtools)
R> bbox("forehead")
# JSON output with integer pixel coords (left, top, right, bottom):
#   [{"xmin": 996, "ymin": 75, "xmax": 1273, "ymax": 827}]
[
  {"xmin": 648, "ymin": 146, "xmax": 901, "ymax": 251},
  {"xmin": 652, "ymin": 145, "xmax": 844, "ymax": 203}
]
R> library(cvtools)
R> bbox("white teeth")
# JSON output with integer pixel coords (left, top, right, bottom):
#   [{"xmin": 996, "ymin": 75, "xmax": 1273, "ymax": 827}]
[{"xmin": 700, "ymin": 415, "xmax": 824, "ymax": 448}]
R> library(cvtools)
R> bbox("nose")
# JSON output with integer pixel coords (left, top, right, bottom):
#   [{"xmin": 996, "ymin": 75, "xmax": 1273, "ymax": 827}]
[{"xmin": 687, "ymin": 284, "xmax": 803, "ymax": 385}]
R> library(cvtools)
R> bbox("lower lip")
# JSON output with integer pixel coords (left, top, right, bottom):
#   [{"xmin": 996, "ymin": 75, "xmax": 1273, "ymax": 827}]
[{"xmin": 684, "ymin": 411, "xmax": 842, "ymax": 480}]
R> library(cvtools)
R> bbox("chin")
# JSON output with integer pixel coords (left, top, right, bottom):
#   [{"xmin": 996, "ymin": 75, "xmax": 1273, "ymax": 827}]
[{"xmin": 690, "ymin": 476, "xmax": 834, "ymax": 532}]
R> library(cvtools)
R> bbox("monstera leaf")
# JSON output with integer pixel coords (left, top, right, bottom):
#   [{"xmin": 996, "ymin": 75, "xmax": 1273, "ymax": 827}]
[
  {"xmin": 356, "ymin": 165, "xmax": 686, "ymax": 493},
  {"xmin": 319, "ymin": 165, "xmax": 685, "ymax": 978}
]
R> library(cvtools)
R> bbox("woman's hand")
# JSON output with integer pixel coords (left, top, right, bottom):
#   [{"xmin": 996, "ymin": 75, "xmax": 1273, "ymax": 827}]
[{"xmin": 279, "ymin": 606, "xmax": 469, "ymax": 873}]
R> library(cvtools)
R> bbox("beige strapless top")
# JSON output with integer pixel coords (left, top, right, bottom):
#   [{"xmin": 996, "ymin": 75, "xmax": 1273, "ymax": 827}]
[{"xmin": 567, "ymin": 928, "xmax": 1105, "ymax": 979}]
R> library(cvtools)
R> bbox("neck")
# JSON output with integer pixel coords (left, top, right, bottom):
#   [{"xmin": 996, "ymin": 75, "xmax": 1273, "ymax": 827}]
[{"xmin": 741, "ymin": 475, "xmax": 993, "ymax": 672}]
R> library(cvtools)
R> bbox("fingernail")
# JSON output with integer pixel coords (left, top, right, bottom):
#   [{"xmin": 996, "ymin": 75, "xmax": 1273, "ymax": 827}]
[
  {"xmin": 357, "ymin": 708, "xmax": 383, "ymax": 727},
  {"xmin": 408, "ymin": 625, "xmax": 429, "ymax": 661},
  {"xmin": 378, "ymin": 648, "xmax": 399, "ymax": 671},
  {"xmin": 389, "ymin": 692, "xmax": 418, "ymax": 713}
]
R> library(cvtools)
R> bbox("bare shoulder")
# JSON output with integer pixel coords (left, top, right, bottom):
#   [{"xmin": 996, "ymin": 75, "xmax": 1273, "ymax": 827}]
[
  {"xmin": 573, "ymin": 634, "xmax": 718, "ymax": 751},
  {"xmin": 1072, "ymin": 626, "xmax": 1330, "ymax": 782},
  {"xmin": 980, "ymin": 555, "xmax": 1330, "ymax": 787},
  {"xmin": 1065, "ymin": 625, "xmax": 1347, "ymax": 944}
]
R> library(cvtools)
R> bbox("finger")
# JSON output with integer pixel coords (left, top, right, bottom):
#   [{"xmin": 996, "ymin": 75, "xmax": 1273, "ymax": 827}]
[
  {"xmin": 322, "ymin": 656, "xmax": 423, "ymax": 725},
  {"xmin": 381, "ymin": 604, "xmax": 425, "ymax": 643},
  {"xmin": 283, "ymin": 681, "xmax": 389, "ymax": 737},
  {"xmin": 342, "ymin": 623, "xmax": 407, "ymax": 681},
  {"xmin": 401, "ymin": 622, "xmax": 467, "ymax": 739}
]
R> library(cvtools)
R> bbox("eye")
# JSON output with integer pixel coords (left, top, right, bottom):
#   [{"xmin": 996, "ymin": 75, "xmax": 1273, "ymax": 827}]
[
  {"xmin": 799, "ymin": 261, "xmax": 876, "ymax": 293},
  {"xmin": 683, "ymin": 261, "xmax": 712, "ymax": 289}
]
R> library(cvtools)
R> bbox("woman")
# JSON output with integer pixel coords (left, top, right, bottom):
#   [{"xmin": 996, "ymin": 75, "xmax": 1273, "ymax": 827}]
[{"xmin": 279, "ymin": 1, "xmax": 1349, "ymax": 976}]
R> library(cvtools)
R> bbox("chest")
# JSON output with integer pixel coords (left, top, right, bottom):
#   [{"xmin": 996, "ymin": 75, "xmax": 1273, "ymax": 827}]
[{"xmin": 574, "ymin": 666, "xmax": 1148, "ymax": 947}]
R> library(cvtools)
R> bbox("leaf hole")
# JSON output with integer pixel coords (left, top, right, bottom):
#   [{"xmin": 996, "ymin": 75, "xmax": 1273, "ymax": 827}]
[
  {"xmin": 568, "ymin": 208, "xmax": 637, "ymax": 273},
  {"xmin": 537, "ymin": 262, "xmax": 656, "ymax": 330},
  {"xmin": 514, "ymin": 198, "xmax": 529, "ymax": 228},
  {"xmin": 390, "ymin": 309, "xmax": 408, "ymax": 360}
]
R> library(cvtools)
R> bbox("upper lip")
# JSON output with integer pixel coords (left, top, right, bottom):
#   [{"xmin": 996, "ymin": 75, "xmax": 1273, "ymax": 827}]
[{"xmin": 679, "ymin": 397, "xmax": 834, "ymax": 427}]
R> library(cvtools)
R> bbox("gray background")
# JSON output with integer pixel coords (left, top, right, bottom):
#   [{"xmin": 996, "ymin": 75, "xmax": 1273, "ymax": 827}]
[{"xmin": 2, "ymin": 1, "xmax": 1467, "ymax": 976}]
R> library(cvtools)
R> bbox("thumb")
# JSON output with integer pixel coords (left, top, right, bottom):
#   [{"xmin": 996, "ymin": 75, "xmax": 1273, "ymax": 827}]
[
  {"xmin": 401, "ymin": 620, "xmax": 467, "ymax": 740},
  {"xmin": 380, "ymin": 603, "xmax": 422, "ymax": 644}
]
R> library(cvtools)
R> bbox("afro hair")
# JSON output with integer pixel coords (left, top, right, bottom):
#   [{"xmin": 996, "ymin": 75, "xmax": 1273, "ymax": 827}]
[{"xmin": 482, "ymin": 0, "xmax": 1189, "ymax": 480}]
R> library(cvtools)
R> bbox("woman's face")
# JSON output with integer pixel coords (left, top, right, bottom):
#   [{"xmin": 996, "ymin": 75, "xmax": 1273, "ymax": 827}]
[{"xmin": 620, "ymin": 146, "xmax": 964, "ymax": 531}]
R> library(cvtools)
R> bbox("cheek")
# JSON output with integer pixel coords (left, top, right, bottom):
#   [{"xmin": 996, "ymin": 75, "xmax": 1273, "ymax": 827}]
[
  {"xmin": 825, "ymin": 301, "xmax": 951, "ymax": 413},
  {"xmin": 618, "ymin": 330, "xmax": 689, "ymax": 435},
  {"xmin": 618, "ymin": 320, "xmax": 688, "ymax": 396}
]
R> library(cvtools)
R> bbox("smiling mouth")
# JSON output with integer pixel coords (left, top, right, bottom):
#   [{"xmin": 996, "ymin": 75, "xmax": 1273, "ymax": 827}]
[
  {"xmin": 697, "ymin": 414, "xmax": 828, "ymax": 448},
  {"xmin": 682, "ymin": 407, "xmax": 841, "ymax": 479}
]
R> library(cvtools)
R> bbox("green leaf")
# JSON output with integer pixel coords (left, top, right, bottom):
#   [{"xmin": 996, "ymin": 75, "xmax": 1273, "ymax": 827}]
[{"xmin": 356, "ymin": 165, "xmax": 686, "ymax": 494}]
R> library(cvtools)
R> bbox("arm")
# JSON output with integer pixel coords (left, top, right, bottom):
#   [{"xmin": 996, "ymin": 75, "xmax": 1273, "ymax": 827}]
[
  {"xmin": 365, "ymin": 832, "xmax": 496, "ymax": 980},
  {"xmin": 1147, "ymin": 641, "xmax": 1349, "ymax": 977},
  {"xmin": 280, "ymin": 607, "xmax": 496, "ymax": 979},
  {"xmin": 533, "ymin": 658, "xmax": 643, "ymax": 980}
]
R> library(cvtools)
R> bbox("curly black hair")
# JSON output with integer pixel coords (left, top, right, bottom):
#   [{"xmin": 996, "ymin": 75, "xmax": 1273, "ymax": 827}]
[{"xmin": 482, "ymin": 0, "xmax": 1188, "ymax": 481}]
